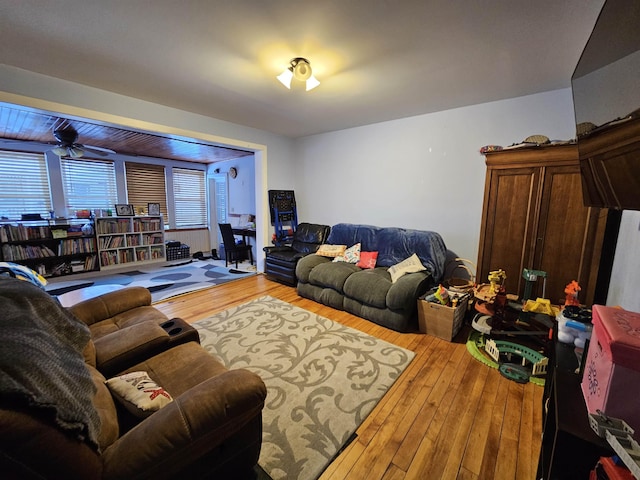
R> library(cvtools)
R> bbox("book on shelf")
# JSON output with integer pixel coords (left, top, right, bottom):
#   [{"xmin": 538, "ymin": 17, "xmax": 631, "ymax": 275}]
[
  {"xmin": 0, "ymin": 224, "xmax": 50, "ymax": 242},
  {"xmin": 133, "ymin": 217, "xmax": 162, "ymax": 232},
  {"xmin": 1, "ymin": 243, "xmax": 55, "ymax": 261}
]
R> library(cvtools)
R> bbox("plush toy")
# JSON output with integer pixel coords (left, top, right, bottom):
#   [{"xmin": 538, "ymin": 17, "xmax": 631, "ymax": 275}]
[{"xmin": 564, "ymin": 280, "xmax": 581, "ymax": 307}]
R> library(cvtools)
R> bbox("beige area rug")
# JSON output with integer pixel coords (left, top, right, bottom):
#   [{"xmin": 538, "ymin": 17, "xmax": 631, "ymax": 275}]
[{"xmin": 193, "ymin": 296, "xmax": 415, "ymax": 480}]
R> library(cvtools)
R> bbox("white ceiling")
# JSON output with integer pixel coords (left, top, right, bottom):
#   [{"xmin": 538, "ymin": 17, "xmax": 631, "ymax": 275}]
[{"xmin": 0, "ymin": 0, "xmax": 605, "ymax": 139}]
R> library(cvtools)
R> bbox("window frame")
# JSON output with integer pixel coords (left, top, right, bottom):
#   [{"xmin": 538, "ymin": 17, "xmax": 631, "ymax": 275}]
[
  {"xmin": 60, "ymin": 157, "xmax": 118, "ymax": 216},
  {"xmin": 172, "ymin": 167, "xmax": 207, "ymax": 228},
  {"xmin": 0, "ymin": 150, "xmax": 52, "ymax": 219}
]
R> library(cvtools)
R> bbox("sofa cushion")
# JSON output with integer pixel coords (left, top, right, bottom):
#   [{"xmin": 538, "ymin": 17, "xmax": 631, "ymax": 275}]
[
  {"xmin": 87, "ymin": 306, "xmax": 170, "ymax": 340},
  {"xmin": 357, "ymin": 251, "xmax": 378, "ymax": 269},
  {"xmin": 296, "ymin": 254, "xmax": 331, "ymax": 283},
  {"xmin": 290, "ymin": 223, "xmax": 331, "ymax": 254},
  {"xmin": 86, "ymin": 365, "xmax": 119, "ymax": 449},
  {"xmin": 316, "ymin": 244, "xmax": 347, "ymax": 258},
  {"xmin": 309, "ymin": 261, "xmax": 360, "ymax": 291},
  {"xmin": 106, "ymin": 371, "xmax": 173, "ymax": 418},
  {"xmin": 385, "ymin": 271, "xmax": 431, "ymax": 310},
  {"xmin": 343, "ymin": 269, "xmax": 391, "ymax": 309},
  {"xmin": 297, "ymin": 282, "xmax": 346, "ymax": 311},
  {"xmin": 388, "ymin": 253, "xmax": 427, "ymax": 283},
  {"xmin": 121, "ymin": 343, "xmax": 229, "ymax": 399},
  {"xmin": 264, "ymin": 249, "xmax": 302, "ymax": 263},
  {"xmin": 333, "ymin": 243, "xmax": 361, "ymax": 264}
]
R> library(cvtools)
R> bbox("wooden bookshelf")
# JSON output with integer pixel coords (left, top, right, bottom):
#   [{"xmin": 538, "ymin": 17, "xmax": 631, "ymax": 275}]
[
  {"xmin": 95, "ymin": 215, "xmax": 165, "ymax": 270},
  {"xmin": 0, "ymin": 217, "xmax": 98, "ymax": 277}
]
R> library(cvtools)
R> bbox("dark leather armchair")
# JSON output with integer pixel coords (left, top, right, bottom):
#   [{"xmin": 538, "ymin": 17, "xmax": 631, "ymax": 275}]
[{"xmin": 263, "ymin": 222, "xmax": 330, "ymax": 286}]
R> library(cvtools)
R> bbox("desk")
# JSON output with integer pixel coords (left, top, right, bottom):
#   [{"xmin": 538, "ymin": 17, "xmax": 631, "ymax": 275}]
[{"xmin": 232, "ymin": 227, "xmax": 256, "ymax": 245}]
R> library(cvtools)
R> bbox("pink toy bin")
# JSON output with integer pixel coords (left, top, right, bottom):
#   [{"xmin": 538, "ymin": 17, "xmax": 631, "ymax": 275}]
[{"xmin": 581, "ymin": 305, "xmax": 640, "ymax": 433}]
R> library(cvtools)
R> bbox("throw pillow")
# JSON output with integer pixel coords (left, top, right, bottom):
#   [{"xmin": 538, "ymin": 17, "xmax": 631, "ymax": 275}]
[
  {"xmin": 333, "ymin": 243, "xmax": 361, "ymax": 263},
  {"xmin": 316, "ymin": 244, "xmax": 347, "ymax": 258},
  {"xmin": 357, "ymin": 251, "xmax": 378, "ymax": 269},
  {"xmin": 388, "ymin": 253, "xmax": 426, "ymax": 283},
  {"xmin": 105, "ymin": 371, "xmax": 173, "ymax": 418}
]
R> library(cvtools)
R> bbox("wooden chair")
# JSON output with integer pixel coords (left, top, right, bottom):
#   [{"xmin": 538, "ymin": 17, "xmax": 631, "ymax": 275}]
[{"xmin": 218, "ymin": 223, "xmax": 254, "ymax": 269}]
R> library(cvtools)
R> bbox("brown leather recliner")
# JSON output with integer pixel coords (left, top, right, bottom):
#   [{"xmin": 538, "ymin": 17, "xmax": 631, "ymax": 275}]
[
  {"xmin": 0, "ymin": 278, "xmax": 267, "ymax": 479},
  {"xmin": 67, "ymin": 286, "xmax": 199, "ymax": 376}
]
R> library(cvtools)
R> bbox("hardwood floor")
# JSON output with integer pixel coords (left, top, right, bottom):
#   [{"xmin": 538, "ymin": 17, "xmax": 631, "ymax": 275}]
[{"xmin": 153, "ymin": 274, "xmax": 543, "ymax": 480}]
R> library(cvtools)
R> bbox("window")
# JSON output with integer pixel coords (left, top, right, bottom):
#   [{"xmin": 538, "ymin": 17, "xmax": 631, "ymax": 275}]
[
  {"xmin": 125, "ymin": 162, "xmax": 168, "ymax": 221},
  {"xmin": 212, "ymin": 173, "xmax": 228, "ymax": 225},
  {"xmin": 61, "ymin": 158, "xmax": 117, "ymax": 215},
  {"xmin": 0, "ymin": 150, "xmax": 52, "ymax": 219},
  {"xmin": 172, "ymin": 167, "xmax": 206, "ymax": 228}
]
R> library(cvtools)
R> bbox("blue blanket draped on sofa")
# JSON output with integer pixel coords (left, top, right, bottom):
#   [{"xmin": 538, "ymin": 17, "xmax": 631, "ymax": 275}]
[{"xmin": 326, "ymin": 223, "xmax": 448, "ymax": 278}]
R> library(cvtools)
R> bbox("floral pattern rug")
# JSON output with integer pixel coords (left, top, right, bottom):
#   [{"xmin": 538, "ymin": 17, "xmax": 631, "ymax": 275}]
[{"xmin": 193, "ymin": 296, "xmax": 414, "ymax": 480}]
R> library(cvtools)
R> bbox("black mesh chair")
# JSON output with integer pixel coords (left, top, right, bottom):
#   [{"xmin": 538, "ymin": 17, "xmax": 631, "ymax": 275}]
[
  {"xmin": 263, "ymin": 222, "xmax": 330, "ymax": 286},
  {"xmin": 218, "ymin": 223, "xmax": 254, "ymax": 269}
]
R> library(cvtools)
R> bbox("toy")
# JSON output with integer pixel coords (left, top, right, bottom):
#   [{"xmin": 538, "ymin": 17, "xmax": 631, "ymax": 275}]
[
  {"xmin": 473, "ymin": 268, "xmax": 507, "ymax": 308},
  {"xmin": 523, "ymin": 297, "xmax": 560, "ymax": 317},
  {"xmin": 488, "ymin": 269, "xmax": 506, "ymax": 295},
  {"xmin": 588, "ymin": 412, "xmax": 640, "ymax": 478},
  {"xmin": 466, "ymin": 331, "xmax": 548, "ymax": 385},
  {"xmin": 564, "ymin": 280, "xmax": 581, "ymax": 307},
  {"xmin": 522, "ymin": 269, "xmax": 547, "ymax": 301}
]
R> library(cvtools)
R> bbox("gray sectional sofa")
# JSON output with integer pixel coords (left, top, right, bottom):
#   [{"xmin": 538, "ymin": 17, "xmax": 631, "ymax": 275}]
[{"xmin": 296, "ymin": 223, "xmax": 448, "ymax": 332}]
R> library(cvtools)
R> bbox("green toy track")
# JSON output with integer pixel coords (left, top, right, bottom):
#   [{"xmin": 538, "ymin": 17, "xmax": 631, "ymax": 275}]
[{"xmin": 466, "ymin": 330, "xmax": 546, "ymax": 386}]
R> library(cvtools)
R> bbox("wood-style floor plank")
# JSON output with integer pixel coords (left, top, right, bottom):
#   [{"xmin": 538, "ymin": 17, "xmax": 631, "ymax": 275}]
[{"xmin": 152, "ymin": 274, "xmax": 544, "ymax": 480}]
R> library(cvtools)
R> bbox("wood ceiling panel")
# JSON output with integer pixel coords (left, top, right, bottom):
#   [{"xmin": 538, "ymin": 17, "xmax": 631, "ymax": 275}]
[{"xmin": 0, "ymin": 105, "xmax": 252, "ymax": 163}]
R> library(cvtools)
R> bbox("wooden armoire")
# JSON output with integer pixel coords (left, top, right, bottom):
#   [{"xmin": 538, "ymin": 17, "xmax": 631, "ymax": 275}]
[{"xmin": 476, "ymin": 144, "xmax": 608, "ymax": 306}]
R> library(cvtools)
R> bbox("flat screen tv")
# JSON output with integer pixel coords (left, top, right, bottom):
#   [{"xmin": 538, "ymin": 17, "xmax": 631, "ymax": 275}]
[{"xmin": 571, "ymin": 0, "xmax": 640, "ymax": 210}]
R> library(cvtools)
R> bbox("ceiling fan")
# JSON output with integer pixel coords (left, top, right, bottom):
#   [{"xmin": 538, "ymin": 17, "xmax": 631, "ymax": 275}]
[
  {"xmin": 0, "ymin": 126, "xmax": 117, "ymax": 158},
  {"xmin": 50, "ymin": 127, "xmax": 116, "ymax": 158}
]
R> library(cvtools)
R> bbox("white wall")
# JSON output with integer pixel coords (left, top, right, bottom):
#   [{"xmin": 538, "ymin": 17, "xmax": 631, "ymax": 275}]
[
  {"xmin": 607, "ymin": 210, "xmax": 640, "ymax": 311},
  {"xmin": 295, "ymin": 89, "xmax": 577, "ymax": 263},
  {"xmin": 214, "ymin": 156, "xmax": 256, "ymax": 216}
]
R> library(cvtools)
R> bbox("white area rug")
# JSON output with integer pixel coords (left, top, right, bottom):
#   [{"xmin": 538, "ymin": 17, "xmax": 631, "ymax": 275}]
[{"xmin": 194, "ymin": 296, "xmax": 415, "ymax": 480}]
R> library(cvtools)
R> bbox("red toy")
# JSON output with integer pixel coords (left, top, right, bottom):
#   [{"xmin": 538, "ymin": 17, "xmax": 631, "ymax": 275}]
[{"xmin": 564, "ymin": 280, "xmax": 581, "ymax": 307}]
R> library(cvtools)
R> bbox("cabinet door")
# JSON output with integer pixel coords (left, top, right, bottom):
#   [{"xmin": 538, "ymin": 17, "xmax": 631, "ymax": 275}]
[
  {"xmin": 478, "ymin": 166, "xmax": 541, "ymax": 295},
  {"xmin": 535, "ymin": 165, "xmax": 604, "ymax": 305}
]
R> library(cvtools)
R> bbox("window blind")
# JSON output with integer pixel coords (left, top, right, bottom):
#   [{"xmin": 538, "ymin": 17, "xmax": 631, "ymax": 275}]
[
  {"xmin": 125, "ymin": 162, "xmax": 168, "ymax": 222},
  {"xmin": 0, "ymin": 150, "xmax": 52, "ymax": 219},
  {"xmin": 172, "ymin": 167, "xmax": 206, "ymax": 228},
  {"xmin": 61, "ymin": 158, "xmax": 117, "ymax": 214},
  {"xmin": 213, "ymin": 174, "xmax": 228, "ymax": 225}
]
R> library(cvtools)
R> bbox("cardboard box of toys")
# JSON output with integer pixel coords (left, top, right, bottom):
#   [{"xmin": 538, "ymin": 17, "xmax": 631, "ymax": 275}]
[{"xmin": 417, "ymin": 286, "xmax": 469, "ymax": 341}]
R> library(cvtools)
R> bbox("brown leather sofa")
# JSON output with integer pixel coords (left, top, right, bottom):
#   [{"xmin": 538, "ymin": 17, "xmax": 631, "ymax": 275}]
[{"xmin": 0, "ymin": 278, "xmax": 267, "ymax": 479}]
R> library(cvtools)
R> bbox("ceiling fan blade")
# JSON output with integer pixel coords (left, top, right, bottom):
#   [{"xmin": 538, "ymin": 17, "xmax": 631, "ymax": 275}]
[
  {"xmin": 0, "ymin": 139, "xmax": 33, "ymax": 148},
  {"xmin": 81, "ymin": 144, "xmax": 116, "ymax": 156}
]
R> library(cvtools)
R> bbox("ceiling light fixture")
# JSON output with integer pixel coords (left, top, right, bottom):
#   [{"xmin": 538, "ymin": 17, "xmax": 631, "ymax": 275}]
[{"xmin": 277, "ymin": 57, "xmax": 320, "ymax": 91}]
